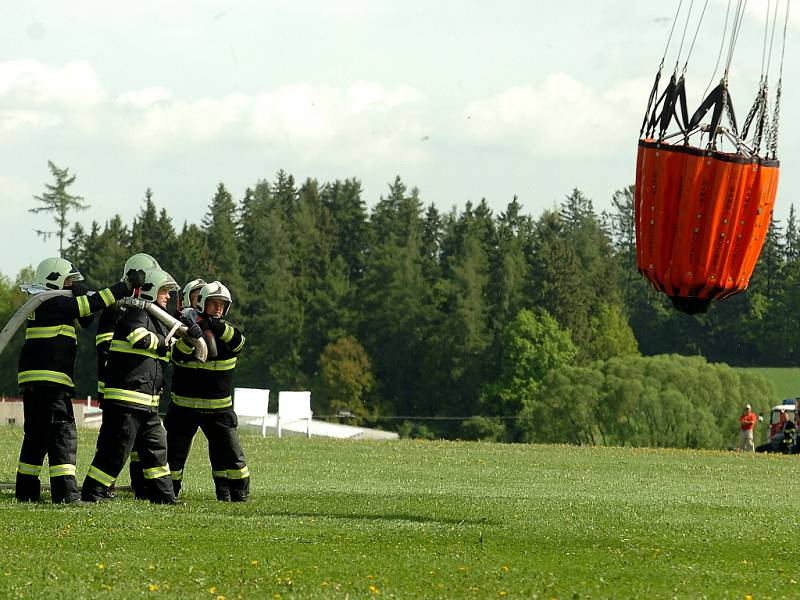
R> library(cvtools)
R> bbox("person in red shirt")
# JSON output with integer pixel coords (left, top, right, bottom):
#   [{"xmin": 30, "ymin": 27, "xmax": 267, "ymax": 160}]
[{"xmin": 739, "ymin": 404, "xmax": 758, "ymax": 452}]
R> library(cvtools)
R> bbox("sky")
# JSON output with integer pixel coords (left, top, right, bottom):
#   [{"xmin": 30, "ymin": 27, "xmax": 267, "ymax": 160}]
[{"xmin": 2, "ymin": 1, "xmax": 798, "ymax": 280}]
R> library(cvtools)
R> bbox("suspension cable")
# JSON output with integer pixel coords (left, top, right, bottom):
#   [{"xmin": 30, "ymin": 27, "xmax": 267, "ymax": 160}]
[
  {"xmin": 703, "ymin": 0, "xmax": 734, "ymax": 98},
  {"xmin": 675, "ymin": 0, "xmax": 696, "ymax": 71},
  {"xmin": 682, "ymin": 0, "xmax": 711, "ymax": 73},
  {"xmin": 768, "ymin": 0, "xmax": 790, "ymax": 158},
  {"xmin": 723, "ymin": 0, "xmax": 749, "ymax": 79},
  {"xmin": 765, "ymin": 0, "xmax": 780, "ymax": 79},
  {"xmin": 661, "ymin": 0, "xmax": 686, "ymax": 68}
]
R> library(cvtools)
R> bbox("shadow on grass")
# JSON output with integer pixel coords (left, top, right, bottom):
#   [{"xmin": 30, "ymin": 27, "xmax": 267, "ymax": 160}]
[
  {"xmin": 242, "ymin": 491, "xmax": 498, "ymax": 526},
  {"xmin": 0, "ymin": 486, "xmax": 498, "ymax": 525}
]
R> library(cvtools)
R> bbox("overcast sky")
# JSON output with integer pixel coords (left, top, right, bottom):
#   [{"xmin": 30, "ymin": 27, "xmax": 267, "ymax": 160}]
[{"xmin": 2, "ymin": 1, "xmax": 798, "ymax": 280}]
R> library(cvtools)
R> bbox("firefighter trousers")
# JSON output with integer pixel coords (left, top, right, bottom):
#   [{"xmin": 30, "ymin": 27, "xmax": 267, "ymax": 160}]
[
  {"xmin": 16, "ymin": 387, "xmax": 79, "ymax": 503},
  {"xmin": 99, "ymin": 395, "xmax": 145, "ymax": 500},
  {"xmin": 164, "ymin": 404, "xmax": 250, "ymax": 501},
  {"xmin": 81, "ymin": 403, "xmax": 175, "ymax": 504}
]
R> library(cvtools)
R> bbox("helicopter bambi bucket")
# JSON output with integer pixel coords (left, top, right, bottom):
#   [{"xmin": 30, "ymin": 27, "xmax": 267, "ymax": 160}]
[{"xmin": 635, "ymin": 0, "xmax": 790, "ymax": 314}]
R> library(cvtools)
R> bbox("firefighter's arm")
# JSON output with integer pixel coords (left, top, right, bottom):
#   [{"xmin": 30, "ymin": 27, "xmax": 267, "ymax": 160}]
[
  {"xmin": 207, "ymin": 318, "xmax": 246, "ymax": 355},
  {"xmin": 57, "ymin": 281, "xmax": 132, "ymax": 321},
  {"xmin": 171, "ymin": 337, "xmax": 197, "ymax": 364},
  {"xmin": 126, "ymin": 312, "xmax": 170, "ymax": 355}
]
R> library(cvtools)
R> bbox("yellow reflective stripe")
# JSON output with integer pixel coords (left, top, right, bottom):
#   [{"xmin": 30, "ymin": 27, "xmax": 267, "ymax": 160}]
[
  {"xmin": 172, "ymin": 394, "xmax": 233, "ymax": 410},
  {"xmin": 99, "ymin": 288, "xmax": 116, "ymax": 307},
  {"xmin": 212, "ymin": 470, "xmax": 227, "ymax": 478},
  {"xmin": 17, "ymin": 462, "xmax": 42, "ymax": 476},
  {"xmin": 129, "ymin": 452, "xmax": 140, "ymax": 462},
  {"xmin": 76, "ymin": 295, "xmax": 91, "ymax": 318},
  {"xmin": 95, "ymin": 331, "xmax": 114, "ymax": 345},
  {"xmin": 171, "ymin": 469, "xmax": 183, "ymax": 481},
  {"xmin": 143, "ymin": 466, "xmax": 170, "ymax": 480},
  {"xmin": 227, "ymin": 466, "xmax": 250, "ymax": 480},
  {"xmin": 175, "ymin": 357, "xmax": 237, "ymax": 371},
  {"xmin": 87, "ymin": 465, "xmax": 116, "ymax": 487},
  {"xmin": 103, "ymin": 388, "xmax": 160, "ymax": 408},
  {"xmin": 232, "ymin": 334, "xmax": 245, "ymax": 353},
  {"xmin": 97, "ymin": 380, "xmax": 105, "ymax": 394},
  {"xmin": 25, "ymin": 325, "xmax": 77, "ymax": 340},
  {"xmin": 18, "ymin": 370, "xmax": 74, "ymax": 388},
  {"xmin": 110, "ymin": 339, "xmax": 159, "ymax": 360},
  {"xmin": 49, "ymin": 464, "xmax": 76, "ymax": 477},
  {"xmin": 220, "ymin": 323, "xmax": 234, "ymax": 343},
  {"xmin": 175, "ymin": 338, "xmax": 194, "ymax": 354},
  {"xmin": 128, "ymin": 327, "xmax": 152, "ymax": 345}
]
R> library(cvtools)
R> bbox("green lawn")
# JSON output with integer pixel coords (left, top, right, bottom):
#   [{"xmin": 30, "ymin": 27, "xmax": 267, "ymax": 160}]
[
  {"xmin": 735, "ymin": 367, "xmax": 800, "ymax": 402},
  {"xmin": 0, "ymin": 427, "xmax": 798, "ymax": 599}
]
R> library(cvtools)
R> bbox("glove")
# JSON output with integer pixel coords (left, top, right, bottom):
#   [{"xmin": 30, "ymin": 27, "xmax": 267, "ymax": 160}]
[
  {"xmin": 179, "ymin": 314, "xmax": 202, "ymax": 339},
  {"xmin": 71, "ymin": 281, "xmax": 90, "ymax": 297},
  {"xmin": 206, "ymin": 317, "xmax": 226, "ymax": 337},
  {"xmin": 124, "ymin": 268, "xmax": 146, "ymax": 290},
  {"xmin": 184, "ymin": 322, "xmax": 202, "ymax": 340}
]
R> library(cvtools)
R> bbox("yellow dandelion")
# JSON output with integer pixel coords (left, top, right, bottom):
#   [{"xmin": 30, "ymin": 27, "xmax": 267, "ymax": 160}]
[
  {"xmin": 148, "ymin": 583, "xmax": 159, "ymax": 592},
  {"xmin": 320, "ymin": 581, "xmax": 329, "ymax": 588},
  {"xmin": 217, "ymin": 596, "xmax": 226, "ymax": 600},
  {"xmin": 367, "ymin": 574, "xmax": 376, "ymax": 580},
  {"xmin": 250, "ymin": 560, "xmax": 259, "ymax": 566},
  {"xmin": 273, "ymin": 593, "xmax": 281, "ymax": 599},
  {"xmin": 209, "ymin": 586, "xmax": 218, "ymax": 594},
  {"xmin": 745, "ymin": 595, "xmax": 753, "ymax": 600},
  {"xmin": 501, "ymin": 565, "xmax": 509, "ymax": 573},
  {"xmin": 498, "ymin": 591, "xmax": 508, "ymax": 597},
  {"xmin": 96, "ymin": 563, "xmax": 105, "ymax": 570},
  {"xmin": 369, "ymin": 584, "xmax": 379, "ymax": 594}
]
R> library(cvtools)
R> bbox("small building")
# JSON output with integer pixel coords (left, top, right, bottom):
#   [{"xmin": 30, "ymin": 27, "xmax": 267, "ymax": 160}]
[{"xmin": 0, "ymin": 396, "xmax": 102, "ymax": 429}]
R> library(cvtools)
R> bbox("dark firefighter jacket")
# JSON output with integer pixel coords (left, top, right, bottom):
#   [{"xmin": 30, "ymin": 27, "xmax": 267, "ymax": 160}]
[
  {"xmin": 103, "ymin": 307, "xmax": 171, "ymax": 412},
  {"xmin": 95, "ymin": 305, "xmax": 122, "ymax": 395},
  {"xmin": 171, "ymin": 318, "xmax": 245, "ymax": 411},
  {"xmin": 18, "ymin": 283, "xmax": 129, "ymax": 391}
]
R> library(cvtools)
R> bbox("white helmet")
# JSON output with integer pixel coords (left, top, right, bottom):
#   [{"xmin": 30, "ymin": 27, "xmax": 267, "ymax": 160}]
[
  {"xmin": 122, "ymin": 253, "xmax": 160, "ymax": 279},
  {"xmin": 198, "ymin": 281, "xmax": 232, "ymax": 317},
  {"xmin": 181, "ymin": 278, "xmax": 206, "ymax": 309},
  {"xmin": 35, "ymin": 257, "xmax": 83, "ymax": 290},
  {"xmin": 139, "ymin": 268, "xmax": 179, "ymax": 302}
]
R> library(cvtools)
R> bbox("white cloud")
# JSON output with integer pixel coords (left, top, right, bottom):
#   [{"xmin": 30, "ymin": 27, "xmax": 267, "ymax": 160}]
[
  {"xmin": 0, "ymin": 56, "xmax": 430, "ymax": 166},
  {"xmin": 461, "ymin": 72, "xmax": 649, "ymax": 156},
  {"xmin": 0, "ymin": 59, "xmax": 106, "ymax": 108},
  {"xmin": 116, "ymin": 81, "xmax": 428, "ymax": 164},
  {"xmin": 0, "ymin": 109, "xmax": 60, "ymax": 133},
  {"xmin": 115, "ymin": 87, "xmax": 173, "ymax": 109}
]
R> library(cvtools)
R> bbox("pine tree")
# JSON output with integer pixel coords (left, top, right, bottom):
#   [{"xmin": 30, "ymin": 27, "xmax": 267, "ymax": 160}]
[
  {"xmin": 202, "ymin": 183, "xmax": 243, "ymax": 297},
  {"xmin": 30, "ymin": 161, "xmax": 90, "ymax": 256}
]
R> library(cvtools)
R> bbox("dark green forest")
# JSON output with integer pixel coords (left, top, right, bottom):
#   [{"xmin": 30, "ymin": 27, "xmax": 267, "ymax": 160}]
[{"xmin": 1, "ymin": 168, "xmax": 794, "ymax": 446}]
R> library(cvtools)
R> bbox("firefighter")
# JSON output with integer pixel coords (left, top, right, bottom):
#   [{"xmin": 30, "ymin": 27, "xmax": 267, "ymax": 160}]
[
  {"xmin": 95, "ymin": 253, "xmax": 161, "ymax": 499},
  {"xmin": 165, "ymin": 281, "xmax": 250, "ymax": 502},
  {"xmin": 81, "ymin": 268, "xmax": 198, "ymax": 504},
  {"xmin": 16, "ymin": 257, "xmax": 144, "ymax": 504},
  {"xmin": 179, "ymin": 278, "xmax": 206, "ymax": 312}
]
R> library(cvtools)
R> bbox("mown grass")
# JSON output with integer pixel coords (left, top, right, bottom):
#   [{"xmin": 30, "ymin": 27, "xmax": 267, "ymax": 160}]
[
  {"xmin": 0, "ymin": 427, "xmax": 799, "ymax": 599},
  {"xmin": 735, "ymin": 367, "xmax": 800, "ymax": 401}
]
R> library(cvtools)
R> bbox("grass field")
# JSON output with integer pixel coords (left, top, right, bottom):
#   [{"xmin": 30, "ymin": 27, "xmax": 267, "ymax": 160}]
[
  {"xmin": 0, "ymin": 428, "xmax": 799, "ymax": 599},
  {"xmin": 735, "ymin": 367, "xmax": 800, "ymax": 402}
]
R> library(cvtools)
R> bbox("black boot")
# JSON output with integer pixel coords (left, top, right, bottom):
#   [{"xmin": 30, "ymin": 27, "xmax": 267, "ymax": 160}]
[
  {"xmin": 214, "ymin": 477, "xmax": 231, "ymax": 502},
  {"xmin": 15, "ymin": 472, "xmax": 41, "ymax": 503},
  {"xmin": 229, "ymin": 478, "xmax": 250, "ymax": 503},
  {"xmin": 81, "ymin": 478, "xmax": 111, "ymax": 503},
  {"xmin": 51, "ymin": 475, "xmax": 80, "ymax": 504}
]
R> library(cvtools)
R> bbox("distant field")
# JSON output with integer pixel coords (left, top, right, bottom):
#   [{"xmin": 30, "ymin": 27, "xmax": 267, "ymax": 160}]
[
  {"xmin": 0, "ymin": 428, "xmax": 798, "ymax": 599},
  {"xmin": 734, "ymin": 366, "xmax": 800, "ymax": 401}
]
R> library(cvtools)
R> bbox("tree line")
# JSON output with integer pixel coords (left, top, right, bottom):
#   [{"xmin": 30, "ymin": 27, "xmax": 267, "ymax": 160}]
[{"xmin": 0, "ymin": 165, "xmax": 792, "ymax": 446}]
